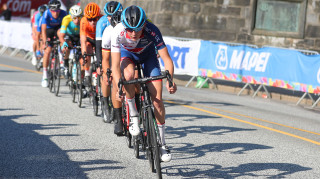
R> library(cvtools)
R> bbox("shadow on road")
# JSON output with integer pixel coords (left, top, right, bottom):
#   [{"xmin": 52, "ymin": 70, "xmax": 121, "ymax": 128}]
[
  {"xmin": 166, "ymin": 125, "xmax": 256, "ymax": 138},
  {"xmin": 163, "ymin": 162, "xmax": 312, "ymax": 178},
  {"xmin": 0, "ymin": 113, "xmax": 124, "ymax": 178}
]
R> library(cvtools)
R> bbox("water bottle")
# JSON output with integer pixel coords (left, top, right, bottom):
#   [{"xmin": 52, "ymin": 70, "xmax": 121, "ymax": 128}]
[
  {"xmin": 92, "ymin": 72, "xmax": 97, "ymax": 86},
  {"xmin": 72, "ymin": 63, "xmax": 77, "ymax": 82}
]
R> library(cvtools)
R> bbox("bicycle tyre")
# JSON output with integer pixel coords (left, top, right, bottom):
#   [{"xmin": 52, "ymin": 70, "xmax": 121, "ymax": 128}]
[
  {"xmin": 76, "ymin": 62, "xmax": 82, "ymax": 107},
  {"xmin": 147, "ymin": 106, "xmax": 162, "ymax": 178},
  {"xmin": 53, "ymin": 56, "xmax": 61, "ymax": 96},
  {"xmin": 48, "ymin": 55, "xmax": 54, "ymax": 92},
  {"xmin": 133, "ymin": 136, "xmax": 140, "ymax": 158}
]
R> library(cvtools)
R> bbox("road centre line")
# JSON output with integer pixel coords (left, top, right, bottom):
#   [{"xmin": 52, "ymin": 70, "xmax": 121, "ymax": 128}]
[
  {"xmin": 193, "ymin": 103, "xmax": 320, "ymax": 136},
  {"xmin": 165, "ymin": 100, "xmax": 320, "ymax": 146},
  {"xmin": 0, "ymin": 63, "xmax": 42, "ymax": 74}
]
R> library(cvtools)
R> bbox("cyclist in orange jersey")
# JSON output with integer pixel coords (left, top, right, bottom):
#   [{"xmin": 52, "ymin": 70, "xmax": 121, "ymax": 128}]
[{"xmin": 80, "ymin": 2, "xmax": 102, "ymax": 86}]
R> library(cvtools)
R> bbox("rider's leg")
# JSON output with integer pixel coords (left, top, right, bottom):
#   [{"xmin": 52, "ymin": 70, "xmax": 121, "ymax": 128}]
[{"xmin": 121, "ymin": 58, "xmax": 140, "ymax": 136}]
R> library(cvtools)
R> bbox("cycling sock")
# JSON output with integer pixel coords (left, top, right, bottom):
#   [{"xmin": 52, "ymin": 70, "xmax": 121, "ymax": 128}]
[
  {"xmin": 135, "ymin": 94, "xmax": 140, "ymax": 112},
  {"xmin": 85, "ymin": 70, "xmax": 90, "ymax": 76},
  {"xmin": 43, "ymin": 69, "xmax": 47, "ymax": 79},
  {"xmin": 127, "ymin": 97, "xmax": 139, "ymax": 116},
  {"xmin": 158, "ymin": 123, "xmax": 166, "ymax": 146}
]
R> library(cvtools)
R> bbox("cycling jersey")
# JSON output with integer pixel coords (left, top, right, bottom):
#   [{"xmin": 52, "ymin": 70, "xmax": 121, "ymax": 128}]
[
  {"xmin": 36, "ymin": 16, "xmax": 43, "ymax": 32},
  {"xmin": 111, "ymin": 21, "xmax": 166, "ymax": 54},
  {"xmin": 60, "ymin": 14, "xmax": 80, "ymax": 35},
  {"xmin": 41, "ymin": 9, "xmax": 67, "ymax": 29},
  {"xmin": 96, "ymin": 15, "xmax": 111, "ymax": 41},
  {"xmin": 80, "ymin": 15, "xmax": 103, "ymax": 40},
  {"xmin": 101, "ymin": 25, "xmax": 113, "ymax": 51},
  {"xmin": 111, "ymin": 21, "xmax": 165, "ymax": 77},
  {"xmin": 31, "ymin": 11, "xmax": 39, "ymax": 26}
]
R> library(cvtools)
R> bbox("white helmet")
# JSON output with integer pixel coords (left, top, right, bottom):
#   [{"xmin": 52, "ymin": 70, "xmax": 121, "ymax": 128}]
[{"xmin": 69, "ymin": 5, "xmax": 83, "ymax": 18}]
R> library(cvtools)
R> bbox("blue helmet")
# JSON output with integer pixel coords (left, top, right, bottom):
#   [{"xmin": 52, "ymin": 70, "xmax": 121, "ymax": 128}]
[
  {"xmin": 38, "ymin": 4, "xmax": 48, "ymax": 16},
  {"xmin": 121, "ymin": 6, "xmax": 146, "ymax": 31},
  {"xmin": 104, "ymin": 1, "xmax": 123, "ymax": 16}
]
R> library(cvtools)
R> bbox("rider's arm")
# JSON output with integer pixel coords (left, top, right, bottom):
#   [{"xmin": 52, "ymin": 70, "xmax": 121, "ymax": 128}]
[
  {"xmin": 158, "ymin": 47, "xmax": 174, "ymax": 79},
  {"xmin": 41, "ymin": 23, "xmax": 47, "ymax": 45},
  {"xmin": 80, "ymin": 18, "xmax": 87, "ymax": 55},
  {"xmin": 96, "ymin": 40, "xmax": 102, "ymax": 66},
  {"xmin": 111, "ymin": 51, "xmax": 121, "ymax": 92}
]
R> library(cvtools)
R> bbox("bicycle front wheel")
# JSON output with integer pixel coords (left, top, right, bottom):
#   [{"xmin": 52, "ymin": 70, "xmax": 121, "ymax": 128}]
[
  {"xmin": 147, "ymin": 106, "xmax": 162, "ymax": 179},
  {"xmin": 76, "ymin": 62, "xmax": 82, "ymax": 107},
  {"xmin": 53, "ymin": 56, "xmax": 61, "ymax": 96}
]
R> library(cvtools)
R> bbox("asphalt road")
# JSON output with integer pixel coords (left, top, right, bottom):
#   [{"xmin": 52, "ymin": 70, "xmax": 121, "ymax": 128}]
[{"xmin": 0, "ymin": 55, "xmax": 320, "ymax": 178}]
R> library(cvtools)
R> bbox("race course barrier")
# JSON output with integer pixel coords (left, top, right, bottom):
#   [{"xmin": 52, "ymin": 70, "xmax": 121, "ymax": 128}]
[{"xmin": 1, "ymin": 20, "xmax": 320, "ymax": 107}]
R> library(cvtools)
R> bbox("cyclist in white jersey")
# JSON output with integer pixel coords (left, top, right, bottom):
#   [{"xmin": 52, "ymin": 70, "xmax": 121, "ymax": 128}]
[{"xmin": 111, "ymin": 6, "xmax": 177, "ymax": 162}]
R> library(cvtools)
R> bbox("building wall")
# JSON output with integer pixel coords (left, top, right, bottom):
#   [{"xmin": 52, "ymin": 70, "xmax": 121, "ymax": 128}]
[{"xmin": 80, "ymin": 0, "xmax": 320, "ymax": 51}]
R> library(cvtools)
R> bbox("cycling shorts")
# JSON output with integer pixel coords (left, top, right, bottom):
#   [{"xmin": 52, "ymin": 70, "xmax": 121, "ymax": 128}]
[
  {"xmin": 46, "ymin": 26, "xmax": 60, "ymax": 47},
  {"xmin": 65, "ymin": 33, "xmax": 80, "ymax": 46},
  {"xmin": 121, "ymin": 48, "xmax": 161, "ymax": 77}
]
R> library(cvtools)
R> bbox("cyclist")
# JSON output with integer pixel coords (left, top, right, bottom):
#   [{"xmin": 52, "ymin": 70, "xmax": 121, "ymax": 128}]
[
  {"xmin": 31, "ymin": 5, "xmax": 47, "ymax": 66},
  {"xmin": 111, "ymin": 6, "xmax": 177, "ymax": 162},
  {"xmin": 96, "ymin": 1, "xmax": 123, "ymax": 125},
  {"xmin": 40, "ymin": 0, "xmax": 67, "ymax": 87},
  {"xmin": 80, "ymin": 2, "xmax": 102, "ymax": 87},
  {"xmin": 59, "ymin": 5, "xmax": 83, "ymax": 77}
]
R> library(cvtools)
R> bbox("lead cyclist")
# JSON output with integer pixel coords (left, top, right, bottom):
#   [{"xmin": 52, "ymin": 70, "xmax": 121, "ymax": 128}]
[{"xmin": 111, "ymin": 6, "xmax": 177, "ymax": 162}]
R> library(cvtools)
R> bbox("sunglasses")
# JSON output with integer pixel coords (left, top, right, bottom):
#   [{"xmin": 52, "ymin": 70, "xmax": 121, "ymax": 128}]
[
  {"xmin": 87, "ymin": 17, "xmax": 98, "ymax": 22},
  {"xmin": 50, "ymin": 9, "xmax": 60, "ymax": 12},
  {"xmin": 126, "ymin": 26, "xmax": 143, "ymax": 32}
]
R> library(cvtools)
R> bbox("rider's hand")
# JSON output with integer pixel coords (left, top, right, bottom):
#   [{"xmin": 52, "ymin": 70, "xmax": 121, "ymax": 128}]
[
  {"xmin": 116, "ymin": 90, "xmax": 124, "ymax": 102},
  {"xmin": 97, "ymin": 67, "xmax": 101, "ymax": 75},
  {"xmin": 166, "ymin": 81, "xmax": 177, "ymax": 94}
]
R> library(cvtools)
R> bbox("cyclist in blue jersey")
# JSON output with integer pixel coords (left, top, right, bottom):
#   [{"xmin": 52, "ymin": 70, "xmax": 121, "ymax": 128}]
[
  {"xmin": 32, "ymin": 5, "xmax": 47, "ymax": 66},
  {"xmin": 95, "ymin": 1, "xmax": 123, "ymax": 124},
  {"xmin": 40, "ymin": 0, "xmax": 67, "ymax": 87},
  {"xmin": 111, "ymin": 6, "xmax": 177, "ymax": 162}
]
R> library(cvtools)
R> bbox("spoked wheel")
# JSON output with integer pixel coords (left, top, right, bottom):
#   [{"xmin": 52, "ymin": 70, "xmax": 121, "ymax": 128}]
[
  {"xmin": 133, "ymin": 135, "xmax": 140, "ymax": 158},
  {"xmin": 101, "ymin": 96, "xmax": 113, "ymax": 123},
  {"xmin": 148, "ymin": 107, "xmax": 162, "ymax": 178},
  {"xmin": 76, "ymin": 62, "xmax": 83, "ymax": 107},
  {"xmin": 92, "ymin": 93, "xmax": 99, "ymax": 116},
  {"xmin": 35, "ymin": 57, "xmax": 42, "ymax": 71},
  {"xmin": 126, "ymin": 132, "xmax": 132, "ymax": 148},
  {"xmin": 48, "ymin": 57, "xmax": 54, "ymax": 92},
  {"xmin": 53, "ymin": 57, "xmax": 61, "ymax": 96},
  {"xmin": 71, "ymin": 63, "xmax": 77, "ymax": 103}
]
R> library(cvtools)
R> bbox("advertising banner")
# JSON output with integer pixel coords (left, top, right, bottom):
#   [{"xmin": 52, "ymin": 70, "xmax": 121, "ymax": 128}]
[
  {"xmin": 198, "ymin": 41, "xmax": 320, "ymax": 93},
  {"xmin": 160, "ymin": 37, "xmax": 200, "ymax": 76},
  {"xmin": 0, "ymin": 20, "xmax": 32, "ymax": 51}
]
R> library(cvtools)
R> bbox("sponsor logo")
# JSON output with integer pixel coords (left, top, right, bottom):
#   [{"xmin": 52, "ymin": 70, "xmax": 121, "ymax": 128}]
[
  {"xmin": 215, "ymin": 45, "xmax": 270, "ymax": 72},
  {"xmin": 160, "ymin": 45, "xmax": 190, "ymax": 69},
  {"xmin": 215, "ymin": 45, "xmax": 228, "ymax": 70},
  {"xmin": 7, "ymin": 0, "xmax": 31, "ymax": 13}
]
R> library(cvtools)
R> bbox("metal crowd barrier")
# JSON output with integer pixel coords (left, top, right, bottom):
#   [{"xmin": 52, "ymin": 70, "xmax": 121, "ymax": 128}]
[{"xmin": 169, "ymin": 37, "xmax": 320, "ymax": 108}]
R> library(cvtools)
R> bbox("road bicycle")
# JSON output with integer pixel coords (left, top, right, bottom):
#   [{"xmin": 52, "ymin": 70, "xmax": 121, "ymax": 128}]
[
  {"xmin": 47, "ymin": 38, "xmax": 61, "ymax": 96},
  {"xmin": 118, "ymin": 63, "xmax": 173, "ymax": 179}
]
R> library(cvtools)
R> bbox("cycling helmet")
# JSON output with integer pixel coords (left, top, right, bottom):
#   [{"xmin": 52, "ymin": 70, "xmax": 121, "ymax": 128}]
[
  {"xmin": 104, "ymin": 1, "xmax": 123, "ymax": 16},
  {"xmin": 38, "ymin": 4, "xmax": 48, "ymax": 16},
  {"xmin": 69, "ymin": 5, "xmax": 83, "ymax": 18},
  {"xmin": 84, "ymin": 2, "xmax": 100, "ymax": 19},
  {"xmin": 48, "ymin": 0, "xmax": 61, "ymax": 10},
  {"xmin": 111, "ymin": 11, "xmax": 122, "ymax": 27},
  {"xmin": 121, "ymin": 6, "xmax": 146, "ymax": 31}
]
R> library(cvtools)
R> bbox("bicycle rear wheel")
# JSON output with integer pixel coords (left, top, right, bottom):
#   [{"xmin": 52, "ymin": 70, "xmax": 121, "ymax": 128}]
[
  {"xmin": 147, "ymin": 106, "xmax": 162, "ymax": 178},
  {"xmin": 53, "ymin": 56, "xmax": 61, "ymax": 96},
  {"xmin": 76, "ymin": 62, "xmax": 83, "ymax": 107}
]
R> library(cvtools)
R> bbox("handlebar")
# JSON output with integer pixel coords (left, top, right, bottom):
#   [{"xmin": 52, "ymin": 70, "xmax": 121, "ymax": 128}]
[
  {"xmin": 81, "ymin": 52, "xmax": 95, "ymax": 66},
  {"xmin": 118, "ymin": 70, "xmax": 173, "ymax": 97}
]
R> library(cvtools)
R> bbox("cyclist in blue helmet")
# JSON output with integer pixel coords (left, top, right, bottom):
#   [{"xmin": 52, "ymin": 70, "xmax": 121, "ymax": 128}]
[
  {"xmin": 95, "ymin": 1, "xmax": 123, "ymax": 124},
  {"xmin": 111, "ymin": 5, "xmax": 177, "ymax": 162}
]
